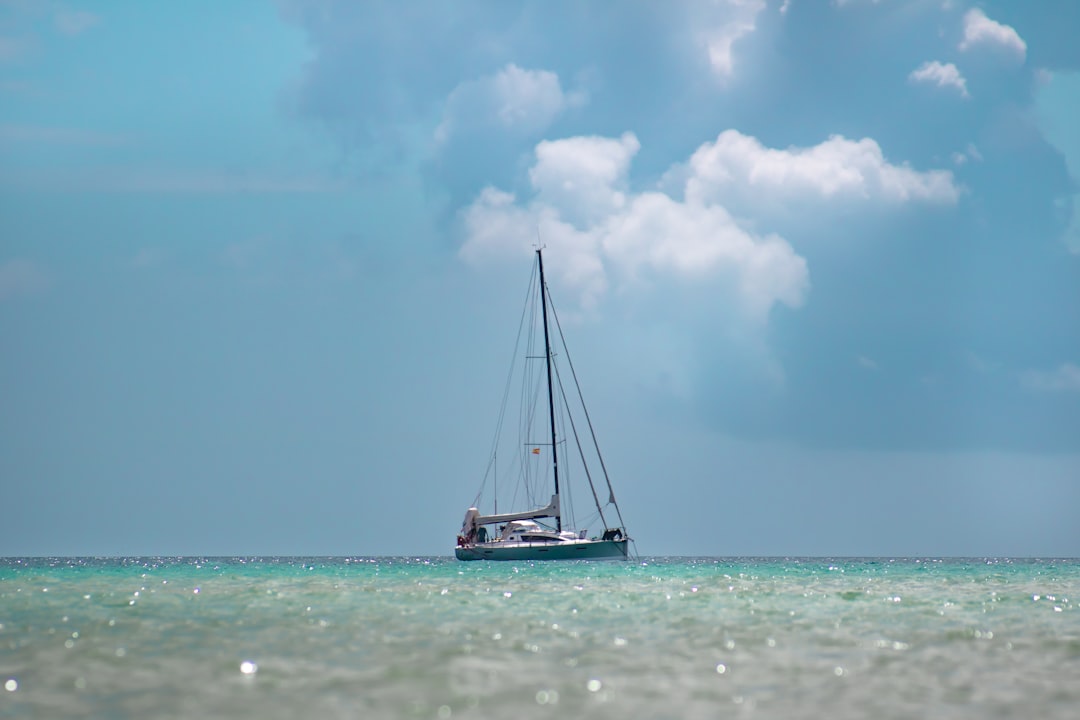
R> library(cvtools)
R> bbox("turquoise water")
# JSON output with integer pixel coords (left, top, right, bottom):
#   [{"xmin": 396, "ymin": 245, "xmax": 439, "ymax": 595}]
[{"xmin": 1, "ymin": 557, "xmax": 1077, "ymax": 719}]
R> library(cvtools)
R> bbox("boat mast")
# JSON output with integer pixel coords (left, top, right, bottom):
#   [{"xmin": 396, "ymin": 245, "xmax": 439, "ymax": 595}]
[{"xmin": 536, "ymin": 248, "xmax": 561, "ymax": 532}]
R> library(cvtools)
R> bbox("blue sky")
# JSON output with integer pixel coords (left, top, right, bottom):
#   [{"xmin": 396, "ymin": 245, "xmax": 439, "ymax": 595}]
[{"xmin": 1, "ymin": 0, "xmax": 1078, "ymax": 557}]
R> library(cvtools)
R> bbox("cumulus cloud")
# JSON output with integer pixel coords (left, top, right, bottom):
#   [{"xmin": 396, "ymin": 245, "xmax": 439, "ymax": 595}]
[
  {"xmin": 958, "ymin": 8, "xmax": 1026, "ymax": 60},
  {"xmin": 908, "ymin": 60, "xmax": 970, "ymax": 98},
  {"xmin": 462, "ymin": 129, "xmax": 960, "ymax": 320},
  {"xmin": 0, "ymin": 259, "xmax": 49, "ymax": 299},
  {"xmin": 682, "ymin": 130, "xmax": 960, "ymax": 206},
  {"xmin": 602, "ymin": 192, "xmax": 808, "ymax": 318},
  {"xmin": 462, "ymin": 188, "xmax": 610, "ymax": 306},
  {"xmin": 529, "ymin": 132, "xmax": 639, "ymax": 227},
  {"xmin": 435, "ymin": 64, "xmax": 585, "ymax": 144},
  {"xmin": 1021, "ymin": 363, "xmax": 1080, "ymax": 392},
  {"xmin": 462, "ymin": 131, "xmax": 809, "ymax": 320}
]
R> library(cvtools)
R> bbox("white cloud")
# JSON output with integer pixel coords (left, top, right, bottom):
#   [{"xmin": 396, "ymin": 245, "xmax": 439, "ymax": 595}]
[
  {"xmin": 857, "ymin": 355, "xmax": 878, "ymax": 370},
  {"xmin": 461, "ymin": 188, "xmax": 609, "ymax": 307},
  {"xmin": 529, "ymin": 132, "xmax": 639, "ymax": 228},
  {"xmin": 0, "ymin": 259, "xmax": 49, "ymax": 300},
  {"xmin": 683, "ymin": 130, "xmax": 960, "ymax": 206},
  {"xmin": 909, "ymin": 60, "xmax": 969, "ymax": 98},
  {"xmin": 493, "ymin": 64, "xmax": 584, "ymax": 127},
  {"xmin": 462, "ymin": 129, "xmax": 960, "ymax": 320},
  {"xmin": 959, "ymin": 8, "xmax": 1026, "ymax": 60},
  {"xmin": 461, "ymin": 131, "xmax": 809, "ymax": 320},
  {"xmin": 435, "ymin": 64, "xmax": 584, "ymax": 144},
  {"xmin": 1021, "ymin": 363, "xmax": 1080, "ymax": 393},
  {"xmin": 700, "ymin": 0, "xmax": 765, "ymax": 79},
  {"xmin": 705, "ymin": 20, "xmax": 757, "ymax": 79},
  {"xmin": 601, "ymin": 192, "xmax": 808, "ymax": 319}
]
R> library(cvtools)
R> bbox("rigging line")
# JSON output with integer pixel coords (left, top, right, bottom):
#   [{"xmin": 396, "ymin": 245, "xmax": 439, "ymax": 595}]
[
  {"xmin": 513, "ymin": 274, "xmax": 539, "ymax": 515},
  {"xmin": 552, "ymin": 352, "xmax": 608, "ymax": 530},
  {"xmin": 476, "ymin": 259, "xmax": 540, "ymax": 509},
  {"xmin": 577, "ymin": 509, "xmax": 603, "ymax": 536},
  {"xmin": 548, "ymin": 289, "xmax": 627, "ymax": 532},
  {"xmin": 580, "ymin": 509, "xmax": 602, "ymax": 526},
  {"xmin": 553, "ymin": 387, "xmax": 576, "ymax": 530},
  {"xmin": 523, "ymin": 354, "xmax": 546, "ymax": 507},
  {"xmin": 509, "ymin": 445, "xmax": 524, "ymax": 513},
  {"xmin": 473, "ymin": 453, "xmax": 497, "ymax": 509}
]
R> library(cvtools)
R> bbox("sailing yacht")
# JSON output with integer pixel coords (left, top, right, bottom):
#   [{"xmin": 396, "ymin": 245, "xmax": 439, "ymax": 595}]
[{"xmin": 454, "ymin": 249, "xmax": 630, "ymax": 561}]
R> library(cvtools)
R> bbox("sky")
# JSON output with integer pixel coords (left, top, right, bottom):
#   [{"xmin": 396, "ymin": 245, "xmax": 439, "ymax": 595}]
[{"xmin": 1, "ymin": 0, "xmax": 1078, "ymax": 557}]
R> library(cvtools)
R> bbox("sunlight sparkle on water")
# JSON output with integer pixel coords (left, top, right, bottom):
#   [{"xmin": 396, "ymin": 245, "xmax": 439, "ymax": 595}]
[
  {"xmin": 535, "ymin": 690, "xmax": 559, "ymax": 705},
  {"xmin": 2, "ymin": 557, "xmax": 1077, "ymax": 719}
]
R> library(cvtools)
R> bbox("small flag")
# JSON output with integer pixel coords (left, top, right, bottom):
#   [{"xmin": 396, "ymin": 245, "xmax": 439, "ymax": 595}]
[{"xmin": 531, "ymin": 448, "xmax": 541, "ymax": 454}]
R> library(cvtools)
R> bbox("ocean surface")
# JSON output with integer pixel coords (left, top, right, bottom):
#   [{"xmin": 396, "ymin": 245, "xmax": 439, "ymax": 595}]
[{"xmin": 1, "ymin": 557, "xmax": 1077, "ymax": 719}]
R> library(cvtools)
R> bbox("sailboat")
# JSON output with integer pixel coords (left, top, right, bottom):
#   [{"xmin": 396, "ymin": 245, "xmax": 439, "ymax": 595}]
[{"xmin": 455, "ymin": 248, "xmax": 631, "ymax": 561}]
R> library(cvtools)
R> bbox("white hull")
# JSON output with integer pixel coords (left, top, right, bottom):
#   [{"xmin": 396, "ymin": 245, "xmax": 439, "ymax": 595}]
[{"xmin": 455, "ymin": 538, "xmax": 628, "ymax": 561}]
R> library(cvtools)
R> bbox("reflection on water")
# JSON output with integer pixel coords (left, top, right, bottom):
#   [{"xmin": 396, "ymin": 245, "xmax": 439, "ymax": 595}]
[{"xmin": 1, "ymin": 557, "xmax": 1077, "ymax": 718}]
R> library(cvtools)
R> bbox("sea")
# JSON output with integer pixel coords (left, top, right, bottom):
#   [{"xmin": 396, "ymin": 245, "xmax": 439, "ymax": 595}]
[{"xmin": 1, "ymin": 557, "xmax": 1077, "ymax": 719}]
